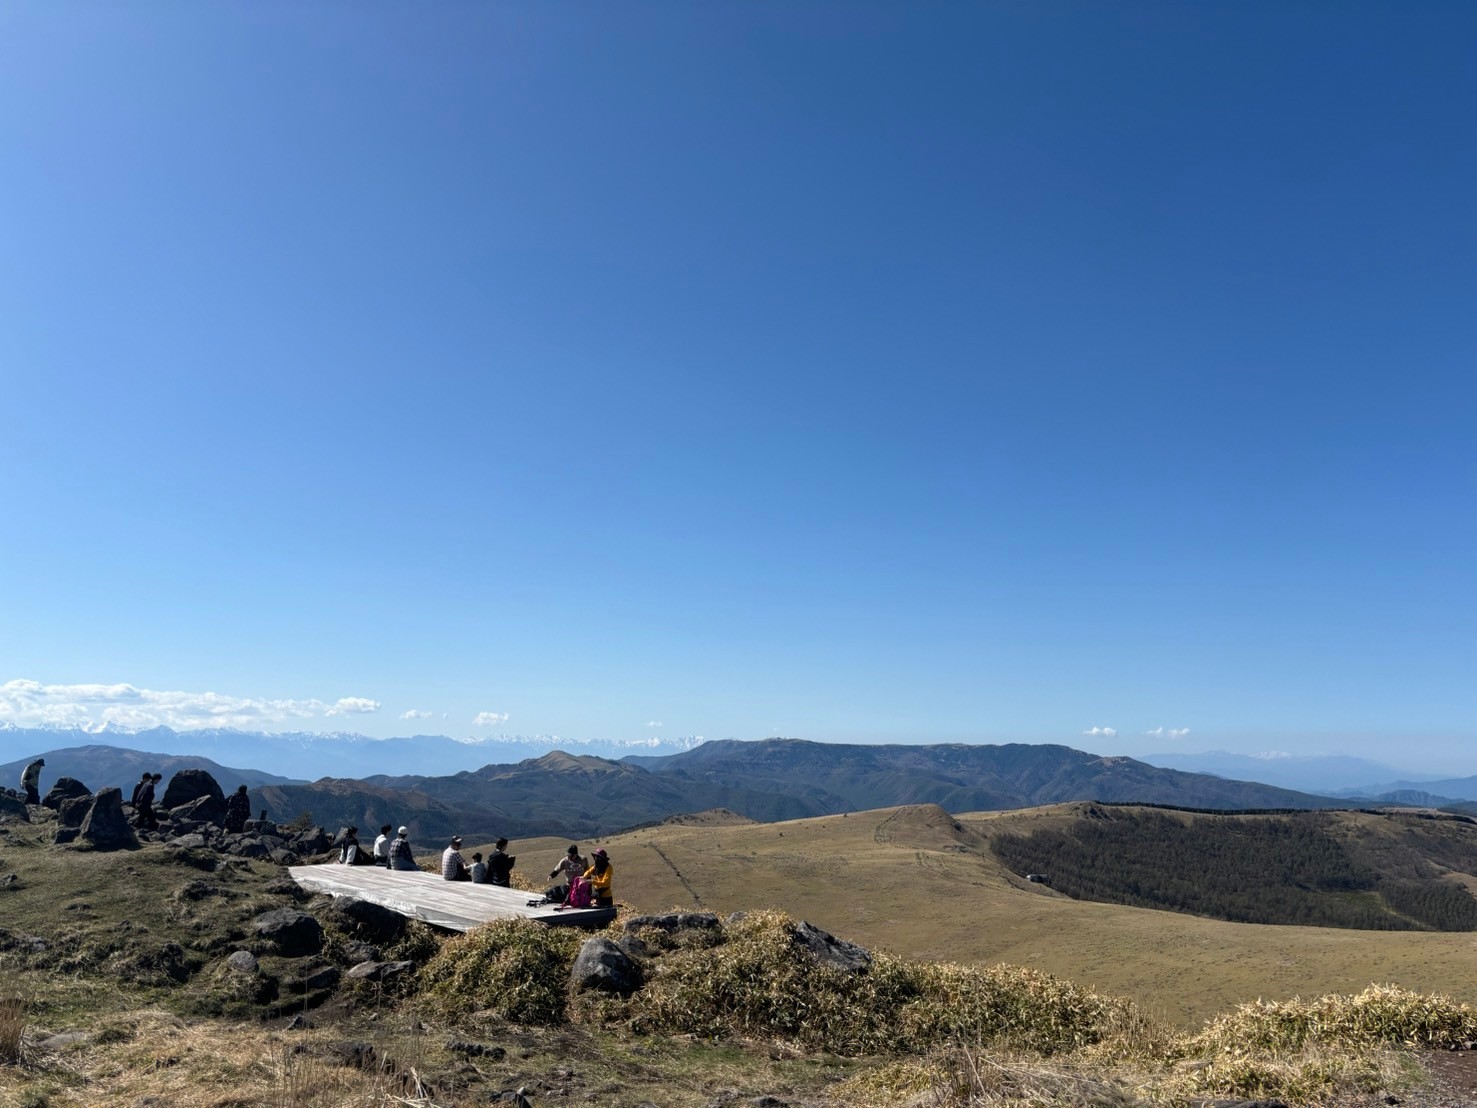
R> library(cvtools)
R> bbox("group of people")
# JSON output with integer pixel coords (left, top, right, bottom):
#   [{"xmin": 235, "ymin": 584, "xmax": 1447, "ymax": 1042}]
[{"xmin": 336, "ymin": 824, "xmax": 614, "ymax": 908}]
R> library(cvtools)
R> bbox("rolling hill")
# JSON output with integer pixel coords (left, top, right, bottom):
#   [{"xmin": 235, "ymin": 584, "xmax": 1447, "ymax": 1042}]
[{"xmin": 625, "ymin": 738, "xmax": 1347, "ymax": 812}]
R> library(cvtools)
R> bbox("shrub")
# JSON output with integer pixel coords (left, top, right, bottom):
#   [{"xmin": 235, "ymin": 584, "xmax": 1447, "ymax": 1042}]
[
  {"xmin": 1197, "ymin": 984, "xmax": 1477, "ymax": 1053},
  {"xmin": 0, "ymin": 994, "xmax": 25, "ymax": 1066},
  {"xmin": 418, "ymin": 919, "xmax": 582, "ymax": 1025},
  {"xmin": 630, "ymin": 910, "xmax": 1140, "ymax": 1057}
]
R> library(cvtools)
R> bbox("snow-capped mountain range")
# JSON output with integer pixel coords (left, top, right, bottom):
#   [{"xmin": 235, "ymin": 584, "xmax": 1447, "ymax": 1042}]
[{"xmin": 0, "ymin": 722, "xmax": 708, "ymax": 781}]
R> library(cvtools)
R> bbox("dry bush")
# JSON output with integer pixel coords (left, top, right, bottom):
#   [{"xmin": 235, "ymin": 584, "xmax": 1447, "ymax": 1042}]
[
  {"xmin": 1163, "ymin": 1040, "xmax": 1412, "ymax": 1106},
  {"xmin": 0, "ymin": 994, "xmax": 26, "ymax": 1066},
  {"xmin": 1196, "ymin": 983, "xmax": 1477, "ymax": 1053},
  {"xmin": 418, "ymin": 918, "xmax": 582, "ymax": 1024},
  {"xmin": 630, "ymin": 910, "xmax": 1146, "ymax": 1057}
]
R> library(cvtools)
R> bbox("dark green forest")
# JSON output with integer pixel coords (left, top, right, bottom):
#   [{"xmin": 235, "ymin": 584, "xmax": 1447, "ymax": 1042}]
[{"xmin": 991, "ymin": 810, "xmax": 1477, "ymax": 931}]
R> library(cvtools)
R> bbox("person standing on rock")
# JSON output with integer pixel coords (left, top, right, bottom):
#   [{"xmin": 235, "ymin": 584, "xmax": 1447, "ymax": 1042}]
[
  {"xmin": 224, "ymin": 785, "xmax": 251, "ymax": 834},
  {"xmin": 129, "ymin": 772, "xmax": 150, "ymax": 810},
  {"xmin": 134, "ymin": 773, "xmax": 161, "ymax": 830},
  {"xmin": 20, "ymin": 758, "xmax": 44, "ymax": 805},
  {"xmin": 387, "ymin": 826, "xmax": 417, "ymax": 871}
]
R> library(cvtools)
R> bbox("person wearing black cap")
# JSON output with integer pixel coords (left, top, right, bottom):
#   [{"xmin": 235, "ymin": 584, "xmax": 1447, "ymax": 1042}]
[
  {"xmin": 20, "ymin": 758, "xmax": 44, "ymax": 806},
  {"xmin": 441, "ymin": 835, "xmax": 470, "ymax": 881}
]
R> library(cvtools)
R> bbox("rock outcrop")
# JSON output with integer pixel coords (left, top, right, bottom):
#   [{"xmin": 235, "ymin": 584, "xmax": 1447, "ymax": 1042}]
[
  {"xmin": 161, "ymin": 769, "xmax": 227, "ymax": 823},
  {"xmin": 79, "ymin": 787, "xmax": 139, "ymax": 850},
  {"xmin": 42, "ymin": 777, "xmax": 90, "ymax": 810}
]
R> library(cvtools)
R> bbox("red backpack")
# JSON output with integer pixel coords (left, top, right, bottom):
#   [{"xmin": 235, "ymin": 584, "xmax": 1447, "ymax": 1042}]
[{"xmin": 565, "ymin": 875, "xmax": 593, "ymax": 908}]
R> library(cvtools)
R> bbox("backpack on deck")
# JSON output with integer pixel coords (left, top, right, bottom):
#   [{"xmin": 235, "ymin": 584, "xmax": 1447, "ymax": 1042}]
[{"xmin": 565, "ymin": 875, "xmax": 592, "ymax": 908}]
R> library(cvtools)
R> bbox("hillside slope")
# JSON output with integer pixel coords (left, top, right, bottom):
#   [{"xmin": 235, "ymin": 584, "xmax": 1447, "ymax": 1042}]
[
  {"xmin": 0, "ymin": 745, "xmax": 299, "ymax": 795},
  {"xmin": 626, "ymin": 738, "xmax": 1344, "ymax": 811}
]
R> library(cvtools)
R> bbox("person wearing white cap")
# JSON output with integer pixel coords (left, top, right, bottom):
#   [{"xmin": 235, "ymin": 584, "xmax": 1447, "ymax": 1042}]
[{"xmin": 387, "ymin": 825, "xmax": 417, "ymax": 871}]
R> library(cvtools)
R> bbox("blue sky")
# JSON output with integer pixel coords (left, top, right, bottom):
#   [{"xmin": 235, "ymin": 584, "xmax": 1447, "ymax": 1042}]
[{"xmin": 1, "ymin": 4, "xmax": 1473, "ymax": 769}]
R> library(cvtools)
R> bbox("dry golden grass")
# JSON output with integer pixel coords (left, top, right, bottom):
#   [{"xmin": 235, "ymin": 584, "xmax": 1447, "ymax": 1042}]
[{"xmin": 0, "ymin": 993, "xmax": 27, "ymax": 1067}]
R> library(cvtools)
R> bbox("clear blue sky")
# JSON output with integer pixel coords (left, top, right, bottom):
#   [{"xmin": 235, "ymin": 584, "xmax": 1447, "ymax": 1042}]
[{"xmin": 2, "ymin": 4, "xmax": 1473, "ymax": 769}]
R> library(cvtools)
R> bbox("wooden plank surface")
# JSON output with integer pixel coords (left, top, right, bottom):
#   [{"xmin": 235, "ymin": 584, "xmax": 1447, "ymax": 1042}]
[{"xmin": 288, "ymin": 864, "xmax": 616, "ymax": 931}]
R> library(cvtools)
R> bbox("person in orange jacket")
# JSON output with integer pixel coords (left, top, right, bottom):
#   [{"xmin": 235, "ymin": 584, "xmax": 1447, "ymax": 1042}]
[{"xmin": 583, "ymin": 847, "xmax": 613, "ymax": 907}]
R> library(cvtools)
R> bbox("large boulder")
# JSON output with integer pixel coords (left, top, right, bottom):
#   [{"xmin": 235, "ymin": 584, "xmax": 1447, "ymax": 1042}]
[
  {"xmin": 79, "ymin": 788, "xmax": 139, "ymax": 851},
  {"xmin": 0, "ymin": 793, "xmax": 28, "ymax": 822},
  {"xmin": 161, "ymin": 771, "xmax": 227, "ymax": 823},
  {"xmin": 252, "ymin": 908, "xmax": 324, "ymax": 957},
  {"xmin": 41, "ymin": 777, "xmax": 90, "ymax": 810},
  {"xmin": 570, "ymin": 936, "xmax": 641, "ymax": 995},
  {"xmin": 170, "ymin": 793, "xmax": 227, "ymax": 825},
  {"xmin": 792, "ymin": 920, "xmax": 871, "ymax": 975},
  {"xmin": 324, "ymin": 897, "xmax": 406, "ymax": 945},
  {"xmin": 57, "ymin": 796, "xmax": 92, "ymax": 829}
]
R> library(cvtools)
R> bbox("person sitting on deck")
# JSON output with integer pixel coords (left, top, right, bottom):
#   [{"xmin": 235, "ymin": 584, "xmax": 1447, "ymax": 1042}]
[
  {"xmin": 372, "ymin": 824, "xmax": 393, "ymax": 866},
  {"xmin": 339, "ymin": 826, "xmax": 373, "ymax": 865},
  {"xmin": 547, "ymin": 844, "xmax": 587, "ymax": 901},
  {"xmin": 583, "ymin": 848, "xmax": 613, "ymax": 907},
  {"xmin": 469, "ymin": 852, "xmax": 488, "ymax": 883},
  {"xmin": 387, "ymin": 826, "xmax": 417, "ymax": 871},
  {"xmin": 224, "ymin": 785, "xmax": 251, "ymax": 834},
  {"xmin": 441, "ymin": 835, "xmax": 470, "ymax": 881},
  {"xmin": 487, "ymin": 838, "xmax": 515, "ymax": 887}
]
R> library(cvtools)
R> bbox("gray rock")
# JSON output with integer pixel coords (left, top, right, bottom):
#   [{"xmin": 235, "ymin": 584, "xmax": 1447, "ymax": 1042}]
[
  {"xmin": 169, "ymin": 833, "xmax": 209, "ymax": 851},
  {"xmin": 269, "ymin": 848, "xmax": 302, "ymax": 867},
  {"xmin": 252, "ymin": 908, "xmax": 323, "ymax": 956},
  {"xmin": 296, "ymin": 964, "xmax": 341, "ymax": 991},
  {"xmin": 340, "ymin": 940, "xmax": 382, "ymax": 965},
  {"xmin": 226, "ymin": 950, "xmax": 259, "ymax": 974},
  {"xmin": 285, "ymin": 1014, "xmax": 314, "ymax": 1031},
  {"xmin": 57, "ymin": 795, "xmax": 91, "ymax": 829},
  {"xmin": 160, "ymin": 769, "xmax": 226, "ymax": 816},
  {"xmin": 35, "ymin": 1031, "xmax": 88, "ymax": 1051},
  {"xmin": 293, "ymin": 827, "xmax": 332, "ymax": 855},
  {"xmin": 570, "ymin": 936, "xmax": 641, "ymax": 995},
  {"xmin": 230, "ymin": 838, "xmax": 272, "ymax": 860},
  {"xmin": 41, "ymin": 777, "xmax": 90, "ymax": 809},
  {"xmin": 345, "ymin": 959, "xmax": 413, "ymax": 982},
  {"xmin": 79, "ymin": 788, "xmax": 139, "ymax": 851},
  {"xmin": 0, "ymin": 793, "xmax": 30, "ymax": 821},
  {"xmin": 792, "ymin": 920, "xmax": 871, "ymax": 974},
  {"xmin": 325, "ymin": 897, "xmax": 407, "ymax": 944},
  {"xmin": 623, "ymin": 911, "xmax": 722, "ymax": 935},
  {"xmin": 244, "ymin": 818, "xmax": 279, "ymax": 835}
]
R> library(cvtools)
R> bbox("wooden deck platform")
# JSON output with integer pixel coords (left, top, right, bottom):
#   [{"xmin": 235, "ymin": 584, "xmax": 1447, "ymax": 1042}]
[{"xmin": 289, "ymin": 865, "xmax": 616, "ymax": 931}]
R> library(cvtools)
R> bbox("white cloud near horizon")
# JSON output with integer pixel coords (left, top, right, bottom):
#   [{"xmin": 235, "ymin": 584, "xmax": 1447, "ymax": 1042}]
[
  {"xmin": 646, "ymin": 720, "xmax": 663, "ymax": 728},
  {"xmin": 473, "ymin": 711, "xmax": 510, "ymax": 727},
  {"xmin": 0, "ymin": 678, "xmax": 381, "ymax": 732},
  {"xmin": 1142, "ymin": 726, "xmax": 1191, "ymax": 739},
  {"xmin": 1082, "ymin": 726, "xmax": 1117, "ymax": 737},
  {"xmin": 400, "ymin": 709, "xmax": 435, "ymax": 721}
]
